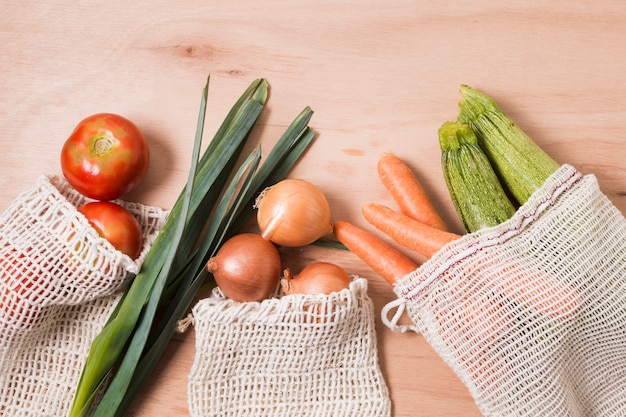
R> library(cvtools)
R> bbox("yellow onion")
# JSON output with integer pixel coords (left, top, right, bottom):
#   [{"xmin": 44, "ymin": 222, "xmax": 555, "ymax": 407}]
[
  {"xmin": 255, "ymin": 179, "xmax": 332, "ymax": 247},
  {"xmin": 281, "ymin": 262, "xmax": 351, "ymax": 296},
  {"xmin": 206, "ymin": 233, "xmax": 281, "ymax": 302}
]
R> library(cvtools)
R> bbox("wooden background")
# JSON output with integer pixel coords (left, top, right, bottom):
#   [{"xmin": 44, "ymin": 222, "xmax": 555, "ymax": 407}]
[{"xmin": 1, "ymin": 1, "xmax": 625, "ymax": 416}]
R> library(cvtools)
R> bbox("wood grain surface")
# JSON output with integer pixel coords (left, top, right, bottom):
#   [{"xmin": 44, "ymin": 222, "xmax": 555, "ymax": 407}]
[{"xmin": 1, "ymin": 1, "xmax": 625, "ymax": 416}]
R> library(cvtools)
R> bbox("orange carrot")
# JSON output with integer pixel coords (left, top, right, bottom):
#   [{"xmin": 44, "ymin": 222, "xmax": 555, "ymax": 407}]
[
  {"xmin": 362, "ymin": 202, "xmax": 460, "ymax": 259},
  {"xmin": 377, "ymin": 153, "xmax": 449, "ymax": 231},
  {"xmin": 435, "ymin": 285, "xmax": 515, "ymax": 380},
  {"xmin": 332, "ymin": 220, "xmax": 418, "ymax": 285},
  {"xmin": 362, "ymin": 203, "xmax": 581, "ymax": 320},
  {"xmin": 488, "ymin": 260, "xmax": 581, "ymax": 321}
]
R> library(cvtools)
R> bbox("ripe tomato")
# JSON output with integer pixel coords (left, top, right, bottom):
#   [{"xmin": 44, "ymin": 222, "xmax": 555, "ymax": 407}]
[
  {"xmin": 61, "ymin": 113, "xmax": 150, "ymax": 201},
  {"xmin": 1, "ymin": 284, "xmax": 43, "ymax": 328},
  {"xmin": 1, "ymin": 247, "xmax": 45, "ymax": 327},
  {"xmin": 77, "ymin": 201, "xmax": 143, "ymax": 259}
]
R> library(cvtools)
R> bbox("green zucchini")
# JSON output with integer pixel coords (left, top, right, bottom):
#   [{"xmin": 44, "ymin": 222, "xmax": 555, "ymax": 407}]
[
  {"xmin": 457, "ymin": 85, "xmax": 560, "ymax": 205},
  {"xmin": 439, "ymin": 121, "xmax": 517, "ymax": 233}
]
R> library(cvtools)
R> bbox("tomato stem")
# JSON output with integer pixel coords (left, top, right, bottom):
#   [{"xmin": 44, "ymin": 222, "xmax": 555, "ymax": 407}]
[{"xmin": 92, "ymin": 135, "xmax": 114, "ymax": 155}]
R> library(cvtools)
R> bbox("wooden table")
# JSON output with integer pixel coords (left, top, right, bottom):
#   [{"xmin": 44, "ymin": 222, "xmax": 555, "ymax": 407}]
[{"xmin": 1, "ymin": 2, "xmax": 625, "ymax": 416}]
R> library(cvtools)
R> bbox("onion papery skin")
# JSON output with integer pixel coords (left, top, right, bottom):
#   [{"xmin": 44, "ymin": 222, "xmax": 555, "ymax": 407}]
[
  {"xmin": 206, "ymin": 233, "xmax": 282, "ymax": 302},
  {"xmin": 281, "ymin": 262, "xmax": 351, "ymax": 296},
  {"xmin": 256, "ymin": 179, "xmax": 332, "ymax": 247}
]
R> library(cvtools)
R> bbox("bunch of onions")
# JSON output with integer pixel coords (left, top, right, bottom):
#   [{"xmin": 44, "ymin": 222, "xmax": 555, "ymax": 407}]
[
  {"xmin": 206, "ymin": 233, "xmax": 281, "ymax": 302},
  {"xmin": 281, "ymin": 262, "xmax": 351, "ymax": 296},
  {"xmin": 255, "ymin": 179, "xmax": 332, "ymax": 247}
]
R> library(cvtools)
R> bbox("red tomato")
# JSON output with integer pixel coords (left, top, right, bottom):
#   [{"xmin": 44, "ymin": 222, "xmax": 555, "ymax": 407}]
[
  {"xmin": 61, "ymin": 113, "xmax": 149, "ymax": 201},
  {"xmin": 1, "ymin": 285, "xmax": 43, "ymax": 328},
  {"xmin": 77, "ymin": 202, "xmax": 143, "ymax": 259},
  {"xmin": 1, "ymin": 247, "xmax": 44, "ymax": 327}
]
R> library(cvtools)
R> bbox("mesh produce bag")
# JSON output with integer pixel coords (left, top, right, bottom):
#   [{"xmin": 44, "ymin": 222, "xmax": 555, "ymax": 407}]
[
  {"xmin": 187, "ymin": 277, "xmax": 391, "ymax": 417},
  {"xmin": 382, "ymin": 164, "xmax": 626, "ymax": 416},
  {"xmin": 0, "ymin": 175, "xmax": 167, "ymax": 417}
]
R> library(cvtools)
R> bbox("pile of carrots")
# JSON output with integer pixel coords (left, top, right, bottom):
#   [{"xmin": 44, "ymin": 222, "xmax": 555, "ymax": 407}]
[
  {"xmin": 333, "ymin": 153, "xmax": 460, "ymax": 285},
  {"xmin": 333, "ymin": 153, "xmax": 581, "ymax": 321}
]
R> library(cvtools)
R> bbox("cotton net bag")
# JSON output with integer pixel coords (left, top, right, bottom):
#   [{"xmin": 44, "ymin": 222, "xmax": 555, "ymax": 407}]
[
  {"xmin": 187, "ymin": 277, "xmax": 391, "ymax": 417},
  {"xmin": 0, "ymin": 175, "xmax": 167, "ymax": 417},
  {"xmin": 382, "ymin": 164, "xmax": 626, "ymax": 416}
]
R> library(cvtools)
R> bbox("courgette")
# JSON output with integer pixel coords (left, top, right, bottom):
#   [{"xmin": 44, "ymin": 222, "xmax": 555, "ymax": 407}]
[
  {"xmin": 439, "ymin": 121, "xmax": 517, "ymax": 233},
  {"xmin": 457, "ymin": 85, "xmax": 560, "ymax": 205}
]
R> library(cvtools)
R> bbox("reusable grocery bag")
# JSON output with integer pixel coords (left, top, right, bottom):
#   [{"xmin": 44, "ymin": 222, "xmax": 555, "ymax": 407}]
[
  {"xmin": 0, "ymin": 175, "xmax": 167, "ymax": 417},
  {"xmin": 383, "ymin": 164, "xmax": 626, "ymax": 417},
  {"xmin": 187, "ymin": 277, "xmax": 391, "ymax": 417}
]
